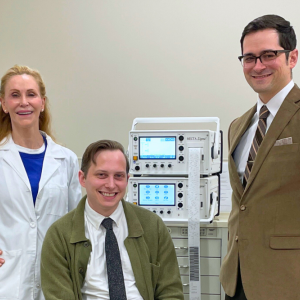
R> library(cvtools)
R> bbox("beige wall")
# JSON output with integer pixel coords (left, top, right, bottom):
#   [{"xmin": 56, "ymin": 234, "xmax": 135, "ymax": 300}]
[{"xmin": 0, "ymin": 0, "xmax": 299, "ymax": 158}]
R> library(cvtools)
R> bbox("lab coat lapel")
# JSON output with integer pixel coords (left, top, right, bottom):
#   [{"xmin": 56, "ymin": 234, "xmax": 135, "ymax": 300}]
[
  {"xmin": 243, "ymin": 86, "xmax": 300, "ymax": 195},
  {"xmin": 38, "ymin": 135, "xmax": 65, "ymax": 193},
  {"xmin": 1, "ymin": 136, "xmax": 31, "ymax": 191},
  {"xmin": 229, "ymin": 105, "xmax": 257, "ymax": 199}
]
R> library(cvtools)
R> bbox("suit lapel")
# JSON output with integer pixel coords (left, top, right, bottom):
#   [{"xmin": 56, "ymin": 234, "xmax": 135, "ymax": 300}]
[
  {"xmin": 229, "ymin": 105, "xmax": 257, "ymax": 198},
  {"xmin": 228, "ymin": 156, "xmax": 244, "ymax": 198},
  {"xmin": 230, "ymin": 105, "xmax": 257, "ymax": 156},
  {"xmin": 243, "ymin": 86, "xmax": 300, "ymax": 195}
]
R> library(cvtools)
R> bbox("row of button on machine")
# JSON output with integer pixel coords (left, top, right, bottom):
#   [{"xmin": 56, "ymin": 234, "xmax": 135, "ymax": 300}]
[{"xmin": 167, "ymin": 224, "xmax": 228, "ymax": 300}]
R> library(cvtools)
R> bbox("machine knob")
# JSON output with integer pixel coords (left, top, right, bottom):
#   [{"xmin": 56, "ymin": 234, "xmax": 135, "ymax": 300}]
[
  {"xmin": 179, "ymin": 156, "xmax": 184, "ymax": 161},
  {"xmin": 153, "ymin": 210, "xmax": 157, "ymax": 214},
  {"xmin": 167, "ymin": 210, "xmax": 171, "ymax": 214},
  {"xmin": 145, "ymin": 164, "xmax": 149, "ymax": 168},
  {"xmin": 134, "ymin": 137, "xmax": 138, "ymax": 141},
  {"xmin": 135, "ymin": 166, "xmax": 140, "ymax": 171},
  {"xmin": 178, "ymin": 183, "xmax": 183, "ymax": 188},
  {"xmin": 168, "ymin": 164, "xmax": 172, "ymax": 168},
  {"xmin": 179, "ymin": 146, "xmax": 184, "ymax": 151},
  {"xmin": 153, "ymin": 164, "xmax": 157, "ymax": 168},
  {"xmin": 178, "ymin": 202, "xmax": 183, "ymax": 208},
  {"xmin": 160, "ymin": 210, "xmax": 164, "ymax": 214},
  {"xmin": 178, "ymin": 193, "xmax": 183, "ymax": 198},
  {"xmin": 160, "ymin": 164, "xmax": 164, "ymax": 168},
  {"xmin": 179, "ymin": 136, "xmax": 184, "ymax": 141}
]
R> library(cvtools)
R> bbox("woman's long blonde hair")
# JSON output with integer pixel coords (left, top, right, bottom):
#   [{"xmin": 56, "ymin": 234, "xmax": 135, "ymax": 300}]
[{"xmin": 0, "ymin": 65, "xmax": 55, "ymax": 143}]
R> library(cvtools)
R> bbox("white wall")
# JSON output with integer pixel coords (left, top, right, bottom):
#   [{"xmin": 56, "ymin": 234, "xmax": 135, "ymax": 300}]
[{"xmin": 0, "ymin": 0, "xmax": 299, "ymax": 158}]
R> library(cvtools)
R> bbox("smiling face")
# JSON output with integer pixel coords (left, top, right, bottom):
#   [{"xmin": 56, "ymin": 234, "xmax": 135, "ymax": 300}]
[
  {"xmin": 242, "ymin": 29, "xmax": 298, "ymax": 103},
  {"xmin": 79, "ymin": 149, "xmax": 129, "ymax": 216},
  {"xmin": 0, "ymin": 74, "xmax": 45, "ymax": 132}
]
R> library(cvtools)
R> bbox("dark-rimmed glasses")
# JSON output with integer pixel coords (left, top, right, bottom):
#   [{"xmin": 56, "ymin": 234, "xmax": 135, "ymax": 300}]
[{"xmin": 238, "ymin": 50, "xmax": 291, "ymax": 68}]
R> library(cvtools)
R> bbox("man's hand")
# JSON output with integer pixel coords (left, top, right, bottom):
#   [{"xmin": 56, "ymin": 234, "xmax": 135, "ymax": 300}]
[{"xmin": 0, "ymin": 250, "xmax": 5, "ymax": 267}]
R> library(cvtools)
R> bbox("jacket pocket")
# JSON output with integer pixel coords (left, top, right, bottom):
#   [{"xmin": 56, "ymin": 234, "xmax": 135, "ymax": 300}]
[
  {"xmin": 270, "ymin": 236, "xmax": 300, "ymax": 250},
  {"xmin": 0, "ymin": 249, "xmax": 22, "ymax": 299},
  {"xmin": 150, "ymin": 262, "xmax": 160, "ymax": 290}
]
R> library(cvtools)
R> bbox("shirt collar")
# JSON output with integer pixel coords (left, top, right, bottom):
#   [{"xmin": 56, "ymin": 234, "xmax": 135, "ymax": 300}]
[
  {"xmin": 256, "ymin": 80, "xmax": 294, "ymax": 117},
  {"xmin": 85, "ymin": 199, "xmax": 123, "ymax": 230}
]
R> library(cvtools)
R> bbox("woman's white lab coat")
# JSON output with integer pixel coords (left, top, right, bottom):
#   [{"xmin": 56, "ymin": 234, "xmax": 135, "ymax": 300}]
[{"xmin": 0, "ymin": 132, "xmax": 82, "ymax": 300}]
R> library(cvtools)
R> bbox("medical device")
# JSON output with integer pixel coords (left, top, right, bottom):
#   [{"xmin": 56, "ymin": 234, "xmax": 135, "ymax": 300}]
[
  {"xmin": 128, "ymin": 118, "xmax": 222, "ymax": 176},
  {"xmin": 127, "ymin": 176, "xmax": 219, "ymax": 222},
  {"xmin": 127, "ymin": 117, "xmax": 223, "ymax": 300}
]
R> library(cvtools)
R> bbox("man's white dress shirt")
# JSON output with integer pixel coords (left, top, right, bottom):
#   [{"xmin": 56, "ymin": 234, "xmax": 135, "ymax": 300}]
[
  {"xmin": 233, "ymin": 80, "xmax": 294, "ymax": 183},
  {"xmin": 81, "ymin": 200, "xmax": 143, "ymax": 300}
]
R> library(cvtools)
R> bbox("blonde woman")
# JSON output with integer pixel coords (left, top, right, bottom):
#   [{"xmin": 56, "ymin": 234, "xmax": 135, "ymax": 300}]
[{"xmin": 0, "ymin": 65, "xmax": 81, "ymax": 300}]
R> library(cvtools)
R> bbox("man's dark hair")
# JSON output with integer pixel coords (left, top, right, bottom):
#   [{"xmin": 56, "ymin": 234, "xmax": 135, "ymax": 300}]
[
  {"xmin": 81, "ymin": 139, "xmax": 130, "ymax": 177},
  {"xmin": 240, "ymin": 15, "xmax": 297, "ymax": 56}
]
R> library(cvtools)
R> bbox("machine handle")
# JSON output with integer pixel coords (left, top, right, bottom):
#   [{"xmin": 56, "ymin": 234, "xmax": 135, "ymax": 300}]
[{"xmin": 178, "ymin": 265, "xmax": 189, "ymax": 268}]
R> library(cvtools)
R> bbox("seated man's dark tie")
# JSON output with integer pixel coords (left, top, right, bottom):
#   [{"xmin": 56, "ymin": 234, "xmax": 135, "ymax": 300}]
[{"xmin": 101, "ymin": 217, "xmax": 127, "ymax": 300}]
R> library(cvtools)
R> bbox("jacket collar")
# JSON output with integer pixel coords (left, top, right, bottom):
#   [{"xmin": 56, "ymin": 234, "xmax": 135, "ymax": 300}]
[
  {"xmin": 70, "ymin": 197, "xmax": 144, "ymax": 244},
  {"xmin": 39, "ymin": 132, "xmax": 68, "ymax": 192},
  {"xmin": 43, "ymin": 133, "xmax": 67, "ymax": 159}
]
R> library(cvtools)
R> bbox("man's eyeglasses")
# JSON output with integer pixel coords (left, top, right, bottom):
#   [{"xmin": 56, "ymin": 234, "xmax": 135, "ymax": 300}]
[{"xmin": 238, "ymin": 50, "xmax": 291, "ymax": 68}]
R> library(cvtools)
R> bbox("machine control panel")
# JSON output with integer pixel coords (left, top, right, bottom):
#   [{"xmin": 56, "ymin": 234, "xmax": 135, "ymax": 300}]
[
  {"xmin": 127, "ymin": 176, "xmax": 219, "ymax": 221},
  {"xmin": 128, "ymin": 130, "xmax": 222, "ymax": 176}
]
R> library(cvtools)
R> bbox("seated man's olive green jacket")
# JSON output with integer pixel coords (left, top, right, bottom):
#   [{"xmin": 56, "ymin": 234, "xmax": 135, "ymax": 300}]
[{"xmin": 41, "ymin": 196, "xmax": 184, "ymax": 300}]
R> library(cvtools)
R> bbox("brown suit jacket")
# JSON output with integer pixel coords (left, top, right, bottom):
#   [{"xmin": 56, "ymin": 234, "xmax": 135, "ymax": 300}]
[{"xmin": 220, "ymin": 85, "xmax": 300, "ymax": 300}]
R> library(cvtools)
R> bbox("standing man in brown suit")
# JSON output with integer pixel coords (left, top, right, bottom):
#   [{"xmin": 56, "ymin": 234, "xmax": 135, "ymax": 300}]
[{"xmin": 220, "ymin": 15, "xmax": 300, "ymax": 300}]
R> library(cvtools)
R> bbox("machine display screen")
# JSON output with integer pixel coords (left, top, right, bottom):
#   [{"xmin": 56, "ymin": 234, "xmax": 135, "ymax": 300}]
[
  {"xmin": 139, "ymin": 136, "xmax": 176, "ymax": 159},
  {"xmin": 138, "ymin": 183, "xmax": 176, "ymax": 206}
]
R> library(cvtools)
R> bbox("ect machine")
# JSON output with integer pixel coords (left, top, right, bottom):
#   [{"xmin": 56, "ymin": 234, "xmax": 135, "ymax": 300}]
[
  {"xmin": 127, "ymin": 117, "xmax": 223, "ymax": 300},
  {"xmin": 127, "ymin": 117, "xmax": 223, "ymax": 223}
]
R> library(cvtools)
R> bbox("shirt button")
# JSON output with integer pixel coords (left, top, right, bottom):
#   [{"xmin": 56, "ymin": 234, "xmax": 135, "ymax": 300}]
[
  {"xmin": 79, "ymin": 267, "xmax": 84, "ymax": 274},
  {"xmin": 30, "ymin": 222, "xmax": 36, "ymax": 228},
  {"xmin": 83, "ymin": 242, "xmax": 89, "ymax": 248},
  {"xmin": 240, "ymin": 205, "xmax": 246, "ymax": 211},
  {"xmin": 235, "ymin": 235, "xmax": 239, "ymax": 242}
]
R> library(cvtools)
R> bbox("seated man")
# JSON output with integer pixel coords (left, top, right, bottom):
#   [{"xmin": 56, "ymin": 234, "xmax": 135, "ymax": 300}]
[{"xmin": 41, "ymin": 139, "xmax": 183, "ymax": 300}]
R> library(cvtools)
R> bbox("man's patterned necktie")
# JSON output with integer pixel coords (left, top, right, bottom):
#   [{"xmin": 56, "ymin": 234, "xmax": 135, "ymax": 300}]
[
  {"xmin": 101, "ymin": 217, "xmax": 127, "ymax": 300},
  {"xmin": 243, "ymin": 105, "xmax": 270, "ymax": 188}
]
